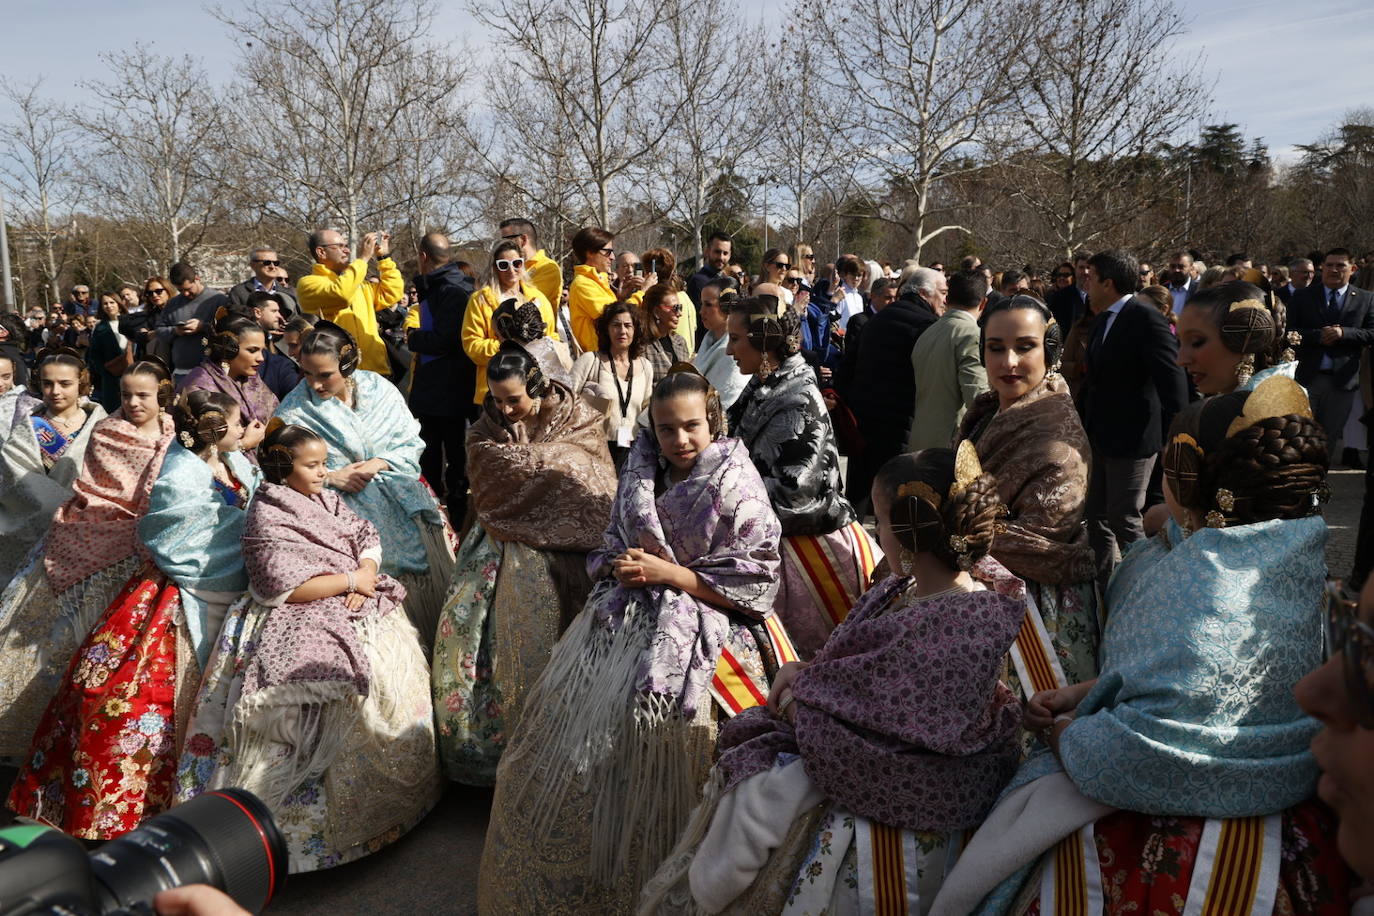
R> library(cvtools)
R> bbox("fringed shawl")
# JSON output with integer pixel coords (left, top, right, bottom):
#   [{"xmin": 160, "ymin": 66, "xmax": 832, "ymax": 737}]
[
  {"xmin": 1060, "ymin": 516, "xmax": 1325, "ymax": 816},
  {"xmin": 137, "ymin": 445, "xmax": 260, "ymax": 659},
  {"xmin": 957, "ymin": 375, "xmax": 1095, "ymax": 585},
  {"xmin": 586, "ymin": 430, "xmax": 781, "ymax": 717},
  {"xmin": 466, "ymin": 382, "xmax": 615, "ymax": 551},
  {"xmin": 241, "ymin": 483, "xmax": 404, "ymax": 698},
  {"xmin": 44, "ymin": 412, "xmax": 175, "ymax": 595},
  {"xmin": 0, "ymin": 399, "xmax": 106, "ymax": 581},
  {"xmin": 275, "ymin": 369, "xmax": 439, "ymax": 575},
  {"xmin": 718, "ymin": 566, "xmax": 1023, "ymax": 832},
  {"xmin": 726, "ymin": 352, "xmax": 854, "ymax": 538}
]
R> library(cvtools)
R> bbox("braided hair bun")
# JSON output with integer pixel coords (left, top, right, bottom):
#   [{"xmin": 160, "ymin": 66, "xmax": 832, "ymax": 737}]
[
  {"xmin": 300, "ymin": 320, "xmax": 360, "ymax": 375},
  {"xmin": 1163, "ymin": 378, "xmax": 1328, "ymax": 527},
  {"xmin": 726, "ymin": 294, "xmax": 801, "ymax": 360},
  {"xmin": 492, "ymin": 298, "xmax": 545, "ymax": 344},
  {"xmin": 878, "ymin": 448, "xmax": 1005, "ymax": 572},
  {"xmin": 259, "ymin": 419, "xmax": 325, "ymax": 484},
  {"xmin": 174, "ymin": 389, "xmax": 236, "ymax": 452}
]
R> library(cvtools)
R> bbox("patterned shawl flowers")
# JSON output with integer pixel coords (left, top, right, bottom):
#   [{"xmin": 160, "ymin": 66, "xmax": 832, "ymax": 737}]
[
  {"xmin": 178, "ymin": 360, "xmax": 280, "ymax": 465},
  {"xmin": 1059, "ymin": 515, "xmax": 1326, "ymax": 817},
  {"xmin": 718, "ymin": 569, "xmax": 1024, "ymax": 832},
  {"xmin": 275, "ymin": 369, "xmax": 438, "ymax": 576},
  {"xmin": 241, "ymin": 483, "xmax": 405, "ymax": 697},
  {"xmin": 586, "ymin": 430, "xmax": 781, "ymax": 716},
  {"xmin": 467, "ymin": 381, "xmax": 615, "ymax": 552},
  {"xmin": 44, "ymin": 412, "xmax": 175, "ymax": 596},
  {"xmin": 957, "ymin": 374, "xmax": 1095, "ymax": 586}
]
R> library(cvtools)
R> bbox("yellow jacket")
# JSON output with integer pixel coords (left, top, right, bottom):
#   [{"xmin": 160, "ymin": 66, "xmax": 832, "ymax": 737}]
[
  {"xmin": 296, "ymin": 256, "xmax": 404, "ymax": 375},
  {"xmin": 569, "ymin": 264, "xmax": 618, "ymax": 354},
  {"xmin": 526, "ymin": 250, "xmax": 563, "ymax": 311},
  {"xmin": 462, "ymin": 282, "xmax": 558, "ymax": 403}
]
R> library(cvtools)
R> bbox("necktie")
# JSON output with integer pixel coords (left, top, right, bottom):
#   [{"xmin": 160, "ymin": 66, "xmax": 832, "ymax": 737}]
[
  {"xmin": 1088, "ymin": 310, "xmax": 1111, "ymax": 357},
  {"xmin": 1329, "ymin": 289, "xmax": 1341, "ymax": 323}
]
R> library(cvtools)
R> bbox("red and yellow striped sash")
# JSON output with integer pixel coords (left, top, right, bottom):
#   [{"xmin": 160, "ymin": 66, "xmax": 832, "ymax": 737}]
[
  {"xmin": 784, "ymin": 521, "xmax": 879, "ymax": 628},
  {"xmin": 709, "ymin": 616, "xmax": 801, "ymax": 716},
  {"xmin": 1039, "ymin": 826, "xmax": 1102, "ymax": 916},
  {"xmin": 1008, "ymin": 594, "xmax": 1068, "ymax": 699},
  {"xmin": 1182, "ymin": 815, "xmax": 1282, "ymax": 916}
]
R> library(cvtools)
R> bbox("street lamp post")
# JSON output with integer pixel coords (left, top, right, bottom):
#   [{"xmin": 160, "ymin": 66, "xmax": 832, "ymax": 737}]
[{"xmin": 0, "ymin": 187, "xmax": 12, "ymax": 312}]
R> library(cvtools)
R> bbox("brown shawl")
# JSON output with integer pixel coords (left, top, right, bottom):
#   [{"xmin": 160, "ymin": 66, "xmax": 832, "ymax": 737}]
[
  {"xmin": 466, "ymin": 380, "xmax": 616, "ymax": 551},
  {"xmin": 956, "ymin": 374, "xmax": 1095, "ymax": 585}
]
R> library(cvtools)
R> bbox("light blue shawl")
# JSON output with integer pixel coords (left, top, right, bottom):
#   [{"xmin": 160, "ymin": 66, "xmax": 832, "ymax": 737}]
[
  {"xmin": 1059, "ymin": 515, "xmax": 1325, "ymax": 816},
  {"xmin": 274, "ymin": 369, "xmax": 439, "ymax": 575},
  {"xmin": 138, "ymin": 445, "xmax": 260, "ymax": 661}
]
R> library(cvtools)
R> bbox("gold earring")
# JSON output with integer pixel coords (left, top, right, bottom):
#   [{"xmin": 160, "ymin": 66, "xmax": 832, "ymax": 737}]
[{"xmin": 1234, "ymin": 353, "xmax": 1255, "ymax": 388}]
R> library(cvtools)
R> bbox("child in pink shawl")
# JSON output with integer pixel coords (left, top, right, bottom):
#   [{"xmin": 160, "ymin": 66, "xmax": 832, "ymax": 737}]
[
  {"xmin": 176, "ymin": 421, "xmax": 440, "ymax": 873},
  {"xmin": 643, "ymin": 445, "xmax": 1026, "ymax": 915}
]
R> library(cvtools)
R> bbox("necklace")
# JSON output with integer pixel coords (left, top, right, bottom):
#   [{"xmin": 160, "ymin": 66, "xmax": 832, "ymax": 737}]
[
  {"xmin": 909, "ymin": 583, "xmax": 974, "ymax": 603},
  {"xmin": 47, "ymin": 408, "xmax": 84, "ymax": 434}
]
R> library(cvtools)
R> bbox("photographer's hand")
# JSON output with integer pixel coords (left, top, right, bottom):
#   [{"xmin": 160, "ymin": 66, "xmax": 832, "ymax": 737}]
[{"xmin": 155, "ymin": 885, "xmax": 251, "ymax": 916}]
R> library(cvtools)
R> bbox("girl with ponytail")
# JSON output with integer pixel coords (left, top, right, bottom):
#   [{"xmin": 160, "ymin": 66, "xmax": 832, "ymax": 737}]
[{"xmin": 11, "ymin": 387, "xmax": 261, "ymax": 839}]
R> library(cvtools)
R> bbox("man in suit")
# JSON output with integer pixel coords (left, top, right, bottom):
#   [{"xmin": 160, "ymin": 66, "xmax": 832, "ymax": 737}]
[
  {"xmin": 1046, "ymin": 251, "xmax": 1091, "ymax": 330},
  {"xmin": 1278, "ymin": 257, "xmax": 1315, "ymax": 305},
  {"xmin": 1079, "ymin": 249, "xmax": 1188, "ymax": 585},
  {"xmin": 908, "ymin": 270, "xmax": 988, "ymax": 451},
  {"xmin": 1290, "ymin": 247, "xmax": 1374, "ymax": 461},
  {"xmin": 227, "ymin": 246, "xmax": 299, "ymax": 316},
  {"xmin": 1164, "ymin": 250, "xmax": 1199, "ymax": 315}
]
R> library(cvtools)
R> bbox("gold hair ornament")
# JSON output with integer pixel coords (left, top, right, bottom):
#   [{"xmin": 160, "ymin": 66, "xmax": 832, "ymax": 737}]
[
  {"xmin": 948, "ymin": 440, "xmax": 983, "ymax": 498},
  {"xmin": 897, "ymin": 481, "xmax": 942, "ymax": 509},
  {"xmin": 1224, "ymin": 375, "xmax": 1312, "ymax": 439}
]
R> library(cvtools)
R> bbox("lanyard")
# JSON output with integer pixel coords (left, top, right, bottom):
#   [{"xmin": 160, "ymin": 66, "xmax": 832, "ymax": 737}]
[{"xmin": 611, "ymin": 356, "xmax": 633, "ymax": 418}]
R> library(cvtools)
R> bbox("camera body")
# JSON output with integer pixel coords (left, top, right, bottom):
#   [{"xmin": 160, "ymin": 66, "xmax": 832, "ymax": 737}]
[{"xmin": 0, "ymin": 789, "xmax": 287, "ymax": 916}]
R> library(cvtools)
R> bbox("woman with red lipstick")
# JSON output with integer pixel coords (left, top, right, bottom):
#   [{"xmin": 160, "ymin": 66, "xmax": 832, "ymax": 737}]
[{"xmin": 956, "ymin": 295, "xmax": 1100, "ymax": 694}]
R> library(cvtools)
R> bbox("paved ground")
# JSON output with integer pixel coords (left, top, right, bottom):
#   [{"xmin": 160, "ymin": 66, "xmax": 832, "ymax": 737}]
[{"xmin": 0, "ymin": 468, "xmax": 1363, "ymax": 912}]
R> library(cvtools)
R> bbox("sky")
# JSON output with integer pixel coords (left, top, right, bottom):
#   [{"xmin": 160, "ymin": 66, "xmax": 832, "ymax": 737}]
[{"xmin": 3, "ymin": 0, "xmax": 1370, "ymax": 161}]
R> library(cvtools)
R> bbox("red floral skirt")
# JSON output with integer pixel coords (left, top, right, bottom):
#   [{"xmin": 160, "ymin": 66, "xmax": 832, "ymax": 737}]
[
  {"xmin": 7, "ymin": 568, "xmax": 180, "ymax": 839},
  {"xmin": 1024, "ymin": 800, "xmax": 1352, "ymax": 915}
]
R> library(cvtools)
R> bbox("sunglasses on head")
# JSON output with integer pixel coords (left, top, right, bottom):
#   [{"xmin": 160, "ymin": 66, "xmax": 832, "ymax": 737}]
[
  {"xmin": 252, "ymin": 258, "xmax": 281, "ymax": 267},
  {"xmin": 1326, "ymin": 580, "xmax": 1374, "ymax": 728},
  {"xmin": 495, "ymin": 258, "xmax": 525, "ymax": 272}
]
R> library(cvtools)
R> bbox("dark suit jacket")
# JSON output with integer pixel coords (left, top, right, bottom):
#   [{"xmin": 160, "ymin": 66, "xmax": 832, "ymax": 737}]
[
  {"xmin": 1079, "ymin": 298, "xmax": 1188, "ymax": 460},
  {"xmin": 407, "ymin": 262, "xmax": 475, "ymax": 417},
  {"xmin": 228, "ymin": 279, "xmax": 298, "ymax": 317},
  {"xmin": 849, "ymin": 293, "xmax": 938, "ymax": 452},
  {"xmin": 1046, "ymin": 284, "xmax": 1089, "ymax": 331},
  {"xmin": 1289, "ymin": 283, "xmax": 1374, "ymax": 390}
]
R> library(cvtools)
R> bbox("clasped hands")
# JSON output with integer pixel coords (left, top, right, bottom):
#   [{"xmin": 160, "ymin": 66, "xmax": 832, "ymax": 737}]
[
  {"xmin": 329, "ymin": 458, "xmax": 387, "ymax": 493},
  {"xmin": 611, "ymin": 547, "xmax": 678, "ymax": 587},
  {"xmin": 344, "ymin": 562, "xmax": 378, "ymax": 611}
]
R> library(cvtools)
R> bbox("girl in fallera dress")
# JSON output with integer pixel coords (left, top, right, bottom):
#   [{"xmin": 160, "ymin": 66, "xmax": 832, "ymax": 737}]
[
  {"xmin": 176, "ymin": 421, "xmax": 441, "ymax": 873},
  {"xmin": 933, "ymin": 376, "xmax": 1353, "ymax": 916},
  {"xmin": 724, "ymin": 295, "xmax": 879, "ymax": 659},
  {"xmin": 0, "ymin": 360, "xmax": 177, "ymax": 758},
  {"xmin": 274, "ymin": 321, "xmax": 455, "ymax": 646},
  {"xmin": 643, "ymin": 444, "xmax": 1025, "ymax": 915},
  {"xmin": 0, "ymin": 351, "xmax": 107, "ymax": 583},
  {"xmin": 178, "ymin": 309, "xmax": 277, "ymax": 465},
  {"xmin": 478, "ymin": 368, "xmax": 790, "ymax": 915},
  {"xmin": 432, "ymin": 342, "xmax": 615, "ymax": 785},
  {"xmin": 9, "ymin": 390, "xmax": 259, "ymax": 839}
]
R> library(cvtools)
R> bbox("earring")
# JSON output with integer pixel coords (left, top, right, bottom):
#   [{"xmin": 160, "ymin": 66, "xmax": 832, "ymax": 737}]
[
  {"xmin": 898, "ymin": 547, "xmax": 915, "ymax": 576},
  {"xmin": 220, "ymin": 361, "xmax": 231, "ymax": 375},
  {"xmin": 757, "ymin": 352, "xmax": 778, "ymax": 379},
  {"xmin": 1234, "ymin": 353, "xmax": 1255, "ymax": 388}
]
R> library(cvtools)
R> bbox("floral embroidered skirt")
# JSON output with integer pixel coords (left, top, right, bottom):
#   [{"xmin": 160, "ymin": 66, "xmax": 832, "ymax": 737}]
[
  {"xmin": 1007, "ymin": 801, "xmax": 1352, "ymax": 915},
  {"xmin": 175, "ymin": 597, "xmax": 441, "ymax": 873},
  {"xmin": 7, "ymin": 568, "xmax": 180, "ymax": 839},
  {"xmin": 432, "ymin": 529, "xmax": 592, "ymax": 786}
]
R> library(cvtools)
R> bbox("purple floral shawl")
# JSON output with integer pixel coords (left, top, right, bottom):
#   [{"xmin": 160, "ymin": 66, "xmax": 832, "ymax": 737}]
[
  {"xmin": 241, "ymin": 482, "xmax": 406, "ymax": 697},
  {"xmin": 717, "ymin": 565, "xmax": 1024, "ymax": 832},
  {"xmin": 586, "ymin": 430, "xmax": 781, "ymax": 715}
]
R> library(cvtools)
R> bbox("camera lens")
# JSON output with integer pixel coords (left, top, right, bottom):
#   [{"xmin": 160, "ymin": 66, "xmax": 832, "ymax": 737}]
[{"xmin": 88, "ymin": 789, "xmax": 288, "ymax": 915}]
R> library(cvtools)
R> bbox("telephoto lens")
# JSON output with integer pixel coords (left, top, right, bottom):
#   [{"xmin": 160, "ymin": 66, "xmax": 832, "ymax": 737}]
[{"xmin": 89, "ymin": 788, "xmax": 288, "ymax": 915}]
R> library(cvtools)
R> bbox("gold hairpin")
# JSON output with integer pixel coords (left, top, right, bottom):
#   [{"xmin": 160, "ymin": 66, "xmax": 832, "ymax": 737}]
[
  {"xmin": 948, "ymin": 440, "xmax": 983, "ymax": 498},
  {"xmin": 1225, "ymin": 375, "xmax": 1312, "ymax": 438},
  {"xmin": 897, "ymin": 480, "xmax": 942, "ymax": 508},
  {"xmin": 1228, "ymin": 299, "xmax": 1266, "ymax": 313}
]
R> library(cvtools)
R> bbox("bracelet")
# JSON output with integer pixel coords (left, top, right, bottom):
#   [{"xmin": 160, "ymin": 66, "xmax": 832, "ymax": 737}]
[
  {"xmin": 1053, "ymin": 713, "xmax": 1075, "ymax": 725},
  {"xmin": 776, "ymin": 693, "xmax": 795, "ymax": 716},
  {"xmin": 345, "ymin": 571, "xmax": 356, "ymax": 594}
]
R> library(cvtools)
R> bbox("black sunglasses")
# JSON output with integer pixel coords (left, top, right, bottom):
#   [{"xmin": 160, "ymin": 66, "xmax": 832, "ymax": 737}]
[
  {"xmin": 1326, "ymin": 580, "xmax": 1374, "ymax": 728},
  {"xmin": 252, "ymin": 258, "xmax": 281, "ymax": 266},
  {"xmin": 770, "ymin": 260, "xmax": 791, "ymax": 269}
]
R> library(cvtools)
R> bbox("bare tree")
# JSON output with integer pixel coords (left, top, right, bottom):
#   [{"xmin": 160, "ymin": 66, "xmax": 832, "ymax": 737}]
[
  {"xmin": 791, "ymin": 0, "xmax": 1020, "ymax": 261},
  {"xmin": 471, "ymin": 0, "xmax": 676, "ymax": 230},
  {"xmin": 79, "ymin": 46, "xmax": 225, "ymax": 266},
  {"xmin": 215, "ymin": 0, "xmax": 473, "ymax": 247},
  {"xmin": 0, "ymin": 80, "xmax": 81, "ymax": 302},
  {"xmin": 640, "ymin": 0, "xmax": 766, "ymax": 264},
  {"xmin": 1003, "ymin": 0, "xmax": 1208, "ymax": 257}
]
